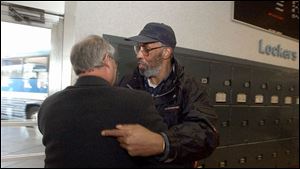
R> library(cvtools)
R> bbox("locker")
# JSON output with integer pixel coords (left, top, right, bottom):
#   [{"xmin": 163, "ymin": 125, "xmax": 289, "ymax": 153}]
[
  {"xmin": 269, "ymin": 142, "xmax": 282, "ymax": 168},
  {"xmin": 290, "ymin": 74, "xmax": 299, "ymax": 138},
  {"xmin": 228, "ymin": 145, "xmax": 252, "ymax": 168},
  {"xmin": 250, "ymin": 68, "xmax": 271, "ymax": 106},
  {"xmin": 279, "ymin": 107, "xmax": 296, "ymax": 138},
  {"xmin": 281, "ymin": 72, "xmax": 295, "ymax": 106},
  {"xmin": 277, "ymin": 139, "xmax": 299, "ymax": 168},
  {"xmin": 115, "ymin": 44, "xmax": 137, "ymax": 83},
  {"xmin": 245, "ymin": 142, "xmax": 278, "ymax": 168},
  {"xmin": 175, "ymin": 54, "xmax": 210, "ymax": 87},
  {"xmin": 268, "ymin": 70, "xmax": 283, "ymax": 105},
  {"xmin": 231, "ymin": 65, "xmax": 251, "ymax": 105},
  {"xmin": 248, "ymin": 107, "xmax": 270, "ymax": 142},
  {"xmin": 292, "ymin": 78, "xmax": 299, "ymax": 106},
  {"xmin": 293, "ymin": 106, "xmax": 299, "ymax": 138},
  {"xmin": 230, "ymin": 107, "xmax": 250, "ymax": 144},
  {"xmin": 210, "ymin": 62, "xmax": 232, "ymax": 105},
  {"xmin": 265, "ymin": 107, "xmax": 281, "ymax": 139},
  {"xmin": 204, "ymin": 147, "xmax": 236, "ymax": 168},
  {"xmin": 214, "ymin": 106, "xmax": 231, "ymax": 146},
  {"xmin": 291, "ymin": 74, "xmax": 299, "ymax": 117},
  {"xmin": 290, "ymin": 138, "xmax": 299, "ymax": 167}
]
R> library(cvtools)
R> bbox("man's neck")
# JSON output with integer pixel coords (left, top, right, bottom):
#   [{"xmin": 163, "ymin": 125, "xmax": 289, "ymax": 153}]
[
  {"xmin": 148, "ymin": 62, "xmax": 172, "ymax": 85},
  {"xmin": 79, "ymin": 68, "xmax": 112, "ymax": 85}
]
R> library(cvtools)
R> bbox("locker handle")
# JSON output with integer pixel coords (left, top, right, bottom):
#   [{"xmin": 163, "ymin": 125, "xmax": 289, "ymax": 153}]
[
  {"xmin": 221, "ymin": 121, "xmax": 229, "ymax": 127},
  {"xmin": 244, "ymin": 81, "xmax": 250, "ymax": 88},
  {"xmin": 259, "ymin": 120, "xmax": 265, "ymax": 126},
  {"xmin": 201, "ymin": 77, "xmax": 209, "ymax": 84},
  {"xmin": 261, "ymin": 83, "xmax": 268, "ymax": 89},
  {"xmin": 219, "ymin": 161, "xmax": 227, "ymax": 168},
  {"xmin": 276, "ymin": 85, "xmax": 282, "ymax": 91},
  {"xmin": 256, "ymin": 154, "xmax": 263, "ymax": 160},
  {"xmin": 223, "ymin": 80, "xmax": 231, "ymax": 87},
  {"xmin": 272, "ymin": 152, "xmax": 278, "ymax": 158},
  {"xmin": 274, "ymin": 119, "xmax": 280, "ymax": 125},
  {"xmin": 287, "ymin": 118, "xmax": 293, "ymax": 124},
  {"xmin": 241, "ymin": 120, "xmax": 248, "ymax": 127},
  {"xmin": 285, "ymin": 150, "xmax": 290, "ymax": 155},
  {"xmin": 239, "ymin": 157, "xmax": 247, "ymax": 164}
]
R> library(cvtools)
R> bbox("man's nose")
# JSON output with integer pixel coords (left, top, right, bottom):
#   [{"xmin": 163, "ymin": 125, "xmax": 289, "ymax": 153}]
[{"xmin": 136, "ymin": 51, "xmax": 144, "ymax": 59}]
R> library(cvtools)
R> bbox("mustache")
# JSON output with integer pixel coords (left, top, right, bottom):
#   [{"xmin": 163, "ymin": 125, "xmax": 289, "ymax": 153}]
[{"xmin": 138, "ymin": 60, "xmax": 147, "ymax": 65}]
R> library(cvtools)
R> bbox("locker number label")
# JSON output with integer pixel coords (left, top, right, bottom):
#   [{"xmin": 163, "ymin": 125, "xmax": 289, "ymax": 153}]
[
  {"xmin": 237, "ymin": 93, "xmax": 247, "ymax": 103},
  {"xmin": 284, "ymin": 96, "xmax": 292, "ymax": 104},
  {"xmin": 216, "ymin": 92, "xmax": 226, "ymax": 102},
  {"xmin": 255, "ymin": 94, "xmax": 264, "ymax": 103},
  {"xmin": 271, "ymin": 95, "xmax": 279, "ymax": 104}
]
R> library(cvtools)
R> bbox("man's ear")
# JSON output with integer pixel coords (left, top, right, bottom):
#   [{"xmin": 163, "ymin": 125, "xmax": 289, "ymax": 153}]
[
  {"xmin": 163, "ymin": 48, "xmax": 172, "ymax": 59},
  {"xmin": 102, "ymin": 54, "xmax": 110, "ymax": 68}
]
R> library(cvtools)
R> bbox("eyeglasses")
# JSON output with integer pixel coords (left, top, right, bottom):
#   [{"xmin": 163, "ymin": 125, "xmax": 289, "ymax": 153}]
[{"xmin": 134, "ymin": 44, "xmax": 167, "ymax": 56}]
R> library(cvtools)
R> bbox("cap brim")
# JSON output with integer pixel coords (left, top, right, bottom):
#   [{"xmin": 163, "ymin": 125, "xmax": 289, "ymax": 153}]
[{"xmin": 125, "ymin": 35, "xmax": 158, "ymax": 43}]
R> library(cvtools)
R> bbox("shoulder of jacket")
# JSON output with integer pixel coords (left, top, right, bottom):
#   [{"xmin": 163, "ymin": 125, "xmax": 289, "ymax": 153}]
[
  {"xmin": 180, "ymin": 74, "xmax": 207, "ymax": 92},
  {"xmin": 115, "ymin": 86, "xmax": 151, "ymax": 100}
]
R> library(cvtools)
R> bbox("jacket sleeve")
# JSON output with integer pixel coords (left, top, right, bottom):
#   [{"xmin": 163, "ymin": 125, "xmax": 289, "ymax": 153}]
[{"xmin": 165, "ymin": 77, "xmax": 219, "ymax": 163}]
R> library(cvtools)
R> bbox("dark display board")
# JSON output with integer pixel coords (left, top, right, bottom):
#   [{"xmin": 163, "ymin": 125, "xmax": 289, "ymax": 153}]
[{"xmin": 234, "ymin": 1, "xmax": 299, "ymax": 40}]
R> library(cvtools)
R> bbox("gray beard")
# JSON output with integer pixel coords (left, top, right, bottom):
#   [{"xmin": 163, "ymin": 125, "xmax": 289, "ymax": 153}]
[{"xmin": 139, "ymin": 65, "xmax": 162, "ymax": 78}]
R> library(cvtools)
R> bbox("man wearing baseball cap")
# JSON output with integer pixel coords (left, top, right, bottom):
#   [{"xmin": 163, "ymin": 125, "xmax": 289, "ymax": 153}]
[{"xmin": 102, "ymin": 22, "xmax": 219, "ymax": 167}]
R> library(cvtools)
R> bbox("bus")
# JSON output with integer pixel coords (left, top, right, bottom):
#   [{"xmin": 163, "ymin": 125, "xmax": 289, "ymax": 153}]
[{"xmin": 1, "ymin": 57, "xmax": 48, "ymax": 120}]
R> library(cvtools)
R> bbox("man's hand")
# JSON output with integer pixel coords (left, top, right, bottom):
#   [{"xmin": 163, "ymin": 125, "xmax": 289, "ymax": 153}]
[{"xmin": 101, "ymin": 124, "xmax": 165, "ymax": 157}]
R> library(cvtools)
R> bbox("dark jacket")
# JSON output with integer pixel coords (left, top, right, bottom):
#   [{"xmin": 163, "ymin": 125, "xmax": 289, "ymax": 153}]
[
  {"xmin": 119, "ymin": 58, "xmax": 219, "ymax": 167},
  {"xmin": 38, "ymin": 76, "xmax": 167, "ymax": 168}
]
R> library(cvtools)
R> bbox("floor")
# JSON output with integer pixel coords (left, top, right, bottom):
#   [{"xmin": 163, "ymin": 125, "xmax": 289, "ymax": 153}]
[{"xmin": 1, "ymin": 126, "xmax": 45, "ymax": 168}]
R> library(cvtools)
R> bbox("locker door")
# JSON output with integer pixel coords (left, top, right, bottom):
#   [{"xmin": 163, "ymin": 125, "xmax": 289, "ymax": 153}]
[
  {"xmin": 210, "ymin": 62, "xmax": 232, "ymax": 105},
  {"xmin": 293, "ymin": 105, "xmax": 299, "ymax": 138},
  {"xmin": 248, "ymin": 107, "xmax": 270, "ymax": 142},
  {"xmin": 215, "ymin": 106, "xmax": 231, "ymax": 146},
  {"xmin": 277, "ymin": 139, "xmax": 299, "ymax": 168},
  {"xmin": 250, "ymin": 68, "xmax": 269, "ymax": 106},
  {"xmin": 290, "ymin": 138, "xmax": 299, "ymax": 167},
  {"xmin": 266, "ymin": 107, "xmax": 281, "ymax": 139},
  {"xmin": 281, "ymin": 72, "xmax": 295, "ymax": 106},
  {"xmin": 175, "ymin": 54, "xmax": 210, "ymax": 87},
  {"xmin": 204, "ymin": 147, "xmax": 236, "ymax": 168},
  {"xmin": 229, "ymin": 145, "xmax": 252, "ymax": 168},
  {"xmin": 230, "ymin": 107, "xmax": 250, "ymax": 144},
  {"xmin": 291, "ymin": 105, "xmax": 299, "ymax": 137},
  {"xmin": 232, "ymin": 65, "xmax": 251, "ymax": 105},
  {"xmin": 246, "ymin": 142, "xmax": 277, "ymax": 168},
  {"xmin": 269, "ymin": 70, "xmax": 283, "ymax": 106},
  {"xmin": 279, "ymin": 107, "xmax": 295, "ymax": 138},
  {"xmin": 290, "ymin": 73, "xmax": 299, "ymax": 138},
  {"xmin": 116, "ymin": 44, "xmax": 137, "ymax": 83}
]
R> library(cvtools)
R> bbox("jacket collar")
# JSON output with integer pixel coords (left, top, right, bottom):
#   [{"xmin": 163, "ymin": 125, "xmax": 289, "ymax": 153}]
[{"xmin": 75, "ymin": 76, "xmax": 111, "ymax": 87}]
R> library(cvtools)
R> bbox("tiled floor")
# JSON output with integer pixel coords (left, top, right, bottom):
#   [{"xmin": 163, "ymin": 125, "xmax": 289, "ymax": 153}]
[{"xmin": 1, "ymin": 126, "xmax": 45, "ymax": 168}]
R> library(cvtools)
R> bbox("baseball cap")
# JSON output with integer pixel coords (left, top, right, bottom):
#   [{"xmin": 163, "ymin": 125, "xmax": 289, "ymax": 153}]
[{"xmin": 126, "ymin": 22, "xmax": 177, "ymax": 48}]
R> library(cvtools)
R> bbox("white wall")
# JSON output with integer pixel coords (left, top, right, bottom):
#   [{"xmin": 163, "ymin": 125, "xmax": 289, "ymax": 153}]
[{"xmin": 68, "ymin": 1, "xmax": 298, "ymax": 70}]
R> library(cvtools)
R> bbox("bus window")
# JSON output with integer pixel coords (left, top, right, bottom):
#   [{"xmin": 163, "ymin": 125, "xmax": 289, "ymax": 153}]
[{"xmin": 1, "ymin": 21, "xmax": 50, "ymax": 120}]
